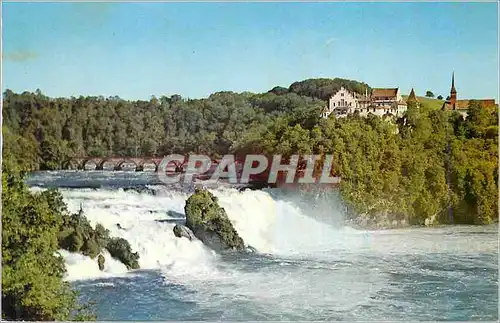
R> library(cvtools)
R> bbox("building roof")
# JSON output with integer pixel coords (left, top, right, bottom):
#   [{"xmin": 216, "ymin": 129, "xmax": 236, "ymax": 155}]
[
  {"xmin": 371, "ymin": 88, "xmax": 398, "ymax": 98},
  {"xmin": 451, "ymin": 72, "xmax": 457, "ymax": 94},
  {"xmin": 353, "ymin": 93, "xmax": 370, "ymax": 101},
  {"xmin": 407, "ymin": 88, "xmax": 418, "ymax": 102},
  {"xmin": 442, "ymin": 99, "xmax": 497, "ymax": 111}
]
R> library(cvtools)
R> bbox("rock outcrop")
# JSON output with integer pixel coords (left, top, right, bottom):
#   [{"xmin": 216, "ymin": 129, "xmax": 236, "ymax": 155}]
[
  {"xmin": 97, "ymin": 254, "xmax": 105, "ymax": 271},
  {"xmin": 184, "ymin": 188, "xmax": 245, "ymax": 251},
  {"xmin": 106, "ymin": 238, "xmax": 140, "ymax": 270},
  {"xmin": 173, "ymin": 224, "xmax": 195, "ymax": 241}
]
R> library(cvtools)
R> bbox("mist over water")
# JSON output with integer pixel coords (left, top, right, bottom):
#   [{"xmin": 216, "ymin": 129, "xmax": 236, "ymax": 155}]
[{"xmin": 27, "ymin": 171, "xmax": 498, "ymax": 321}]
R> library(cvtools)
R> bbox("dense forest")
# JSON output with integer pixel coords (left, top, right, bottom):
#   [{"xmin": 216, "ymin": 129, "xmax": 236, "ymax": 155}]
[
  {"xmin": 2, "ymin": 77, "xmax": 498, "ymax": 319},
  {"xmin": 2, "ymin": 77, "xmax": 498, "ymax": 226},
  {"xmin": 1, "ymin": 78, "xmax": 368, "ymax": 170}
]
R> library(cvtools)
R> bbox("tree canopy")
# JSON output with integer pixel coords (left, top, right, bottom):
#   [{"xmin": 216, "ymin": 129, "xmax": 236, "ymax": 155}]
[{"xmin": 2, "ymin": 78, "xmax": 498, "ymax": 227}]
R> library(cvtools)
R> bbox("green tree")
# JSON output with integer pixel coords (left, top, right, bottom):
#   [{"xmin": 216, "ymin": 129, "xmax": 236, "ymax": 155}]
[{"xmin": 2, "ymin": 165, "xmax": 95, "ymax": 320}]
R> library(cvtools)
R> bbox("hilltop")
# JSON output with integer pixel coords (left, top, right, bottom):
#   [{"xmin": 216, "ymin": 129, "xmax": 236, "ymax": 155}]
[
  {"xmin": 274, "ymin": 79, "xmax": 446, "ymax": 111},
  {"xmin": 402, "ymin": 95, "xmax": 444, "ymax": 110},
  {"xmin": 269, "ymin": 78, "xmax": 370, "ymax": 101}
]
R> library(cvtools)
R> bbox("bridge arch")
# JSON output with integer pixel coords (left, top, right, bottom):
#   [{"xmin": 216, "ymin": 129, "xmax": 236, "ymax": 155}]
[
  {"xmin": 137, "ymin": 159, "xmax": 160, "ymax": 172},
  {"xmin": 114, "ymin": 159, "xmax": 138, "ymax": 171},
  {"xmin": 81, "ymin": 159, "xmax": 101, "ymax": 170},
  {"xmin": 97, "ymin": 159, "xmax": 121, "ymax": 170},
  {"xmin": 61, "ymin": 159, "xmax": 81, "ymax": 170},
  {"xmin": 68, "ymin": 156, "xmax": 189, "ymax": 172}
]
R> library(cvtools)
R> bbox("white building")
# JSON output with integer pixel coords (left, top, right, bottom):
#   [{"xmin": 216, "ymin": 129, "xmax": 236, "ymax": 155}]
[
  {"xmin": 322, "ymin": 87, "xmax": 360, "ymax": 118},
  {"xmin": 322, "ymin": 87, "xmax": 408, "ymax": 119}
]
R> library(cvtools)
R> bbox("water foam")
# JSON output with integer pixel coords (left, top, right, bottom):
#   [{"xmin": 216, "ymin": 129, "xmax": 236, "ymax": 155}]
[
  {"xmin": 58, "ymin": 187, "xmax": 217, "ymax": 278},
  {"xmin": 52, "ymin": 185, "xmax": 351, "ymax": 282},
  {"xmin": 59, "ymin": 249, "xmax": 131, "ymax": 281}
]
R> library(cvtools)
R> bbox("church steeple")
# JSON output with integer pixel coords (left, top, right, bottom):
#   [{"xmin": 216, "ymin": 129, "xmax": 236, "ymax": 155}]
[
  {"xmin": 449, "ymin": 72, "xmax": 457, "ymax": 109},
  {"xmin": 451, "ymin": 72, "xmax": 456, "ymax": 94}
]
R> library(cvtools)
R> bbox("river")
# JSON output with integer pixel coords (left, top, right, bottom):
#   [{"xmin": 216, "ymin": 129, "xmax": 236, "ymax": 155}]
[{"xmin": 26, "ymin": 170, "xmax": 498, "ymax": 321}]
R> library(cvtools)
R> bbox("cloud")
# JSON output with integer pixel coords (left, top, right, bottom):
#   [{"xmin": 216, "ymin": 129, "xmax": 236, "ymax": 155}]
[{"xmin": 3, "ymin": 51, "xmax": 39, "ymax": 62}]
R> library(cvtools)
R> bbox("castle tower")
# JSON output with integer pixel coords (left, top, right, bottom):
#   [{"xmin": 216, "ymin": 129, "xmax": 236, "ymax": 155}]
[
  {"xmin": 406, "ymin": 88, "xmax": 418, "ymax": 106},
  {"xmin": 408, "ymin": 88, "xmax": 417, "ymax": 101}
]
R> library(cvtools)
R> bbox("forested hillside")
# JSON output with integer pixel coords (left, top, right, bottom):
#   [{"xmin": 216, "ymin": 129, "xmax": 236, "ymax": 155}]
[
  {"xmin": 2, "ymin": 78, "xmax": 498, "ymax": 227},
  {"xmin": 2, "ymin": 88, "xmax": 326, "ymax": 170}
]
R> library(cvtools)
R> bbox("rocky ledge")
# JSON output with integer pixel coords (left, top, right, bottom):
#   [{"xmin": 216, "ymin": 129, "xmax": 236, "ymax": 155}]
[{"xmin": 179, "ymin": 188, "xmax": 246, "ymax": 251}]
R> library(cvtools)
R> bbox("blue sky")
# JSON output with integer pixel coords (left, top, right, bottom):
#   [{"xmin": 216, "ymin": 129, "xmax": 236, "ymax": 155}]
[{"xmin": 2, "ymin": 2, "xmax": 498, "ymax": 100}]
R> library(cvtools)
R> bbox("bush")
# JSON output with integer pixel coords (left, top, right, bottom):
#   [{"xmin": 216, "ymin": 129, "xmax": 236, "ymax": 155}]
[
  {"xmin": 106, "ymin": 238, "xmax": 140, "ymax": 270},
  {"xmin": 2, "ymin": 168, "xmax": 95, "ymax": 320}
]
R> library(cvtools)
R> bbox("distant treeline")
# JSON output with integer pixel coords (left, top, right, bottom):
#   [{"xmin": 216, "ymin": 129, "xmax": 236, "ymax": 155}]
[{"xmin": 2, "ymin": 77, "xmax": 498, "ymax": 226}]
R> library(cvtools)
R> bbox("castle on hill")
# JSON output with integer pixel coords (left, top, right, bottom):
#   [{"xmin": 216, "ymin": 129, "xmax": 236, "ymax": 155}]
[
  {"xmin": 321, "ymin": 86, "xmax": 410, "ymax": 119},
  {"xmin": 322, "ymin": 73, "xmax": 496, "ymax": 119}
]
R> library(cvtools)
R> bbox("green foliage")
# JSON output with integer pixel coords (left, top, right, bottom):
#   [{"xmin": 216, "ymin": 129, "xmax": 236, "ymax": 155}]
[
  {"xmin": 448, "ymin": 102, "xmax": 499, "ymax": 224},
  {"xmin": 185, "ymin": 189, "xmax": 245, "ymax": 250},
  {"xmin": 106, "ymin": 238, "xmax": 140, "ymax": 270},
  {"xmin": 1, "ymin": 80, "xmax": 360, "ymax": 169},
  {"xmin": 2, "ymin": 149, "xmax": 138, "ymax": 319},
  {"xmin": 426, "ymin": 90, "xmax": 435, "ymax": 98},
  {"xmin": 402, "ymin": 95, "xmax": 444, "ymax": 111},
  {"xmin": 268, "ymin": 86, "xmax": 289, "ymax": 95},
  {"xmin": 2, "ymin": 167, "xmax": 95, "ymax": 320},
  {"xmin": 58, "ymin": 208, "xmax": 110, "ymax": 259},
  {"xmin": 288, "ymin": 78, "xmax": 370, "ymax": 101},
  {"xmin": 57, "ymin": 207, "xmax": 140, "ymax": 268},
  {"xmin": 234, "ymin": 99, "xmax": 498, "ymax": 226},
  {"xmin": 2, "ymin": 82, "xmax": 497, "ymax": 227}
]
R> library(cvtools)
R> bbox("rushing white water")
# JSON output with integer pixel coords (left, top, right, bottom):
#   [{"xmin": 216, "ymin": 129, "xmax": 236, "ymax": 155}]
[
  {"xmin": 53, "ymin": 186, "xmax": 351, "ymax": 280},
  {"xmin": 33, "ymin": 185, "xmax": 496, "ymax": 282},
  {"xmin": 26, "ymin": 171, "xmax": 498, "ymax": 320},
  {"xmin": 59, "ymin": 249, "xmax": 130, "ymax": 281}
]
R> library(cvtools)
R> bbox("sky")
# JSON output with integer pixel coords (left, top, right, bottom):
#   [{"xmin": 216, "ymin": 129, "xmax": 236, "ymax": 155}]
[{"xmin": 2, "ymin": 2, "xmax": 499, "ymax": 100}]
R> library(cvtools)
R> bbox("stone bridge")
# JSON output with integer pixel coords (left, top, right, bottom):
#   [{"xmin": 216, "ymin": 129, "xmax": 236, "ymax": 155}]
[{"xmin": 63, "ymin": 156, "xmax": 189, "ymax": 172}]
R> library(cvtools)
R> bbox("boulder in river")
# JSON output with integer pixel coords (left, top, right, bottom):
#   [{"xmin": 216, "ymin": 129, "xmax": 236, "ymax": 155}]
[
  {"xmin": 173, "ymin": 224, "xmax": 195, "ymax": 241},
  {"xmin": 184, "ymin": 188, "xmax": 245, "ymax": 251},
  {"xmin": 97, "ymin": 254, "xmax": 105, "ymax": 271},
  {"xmin": 106, "ymin": 237, "xmax": 140, "ymax": 270}
]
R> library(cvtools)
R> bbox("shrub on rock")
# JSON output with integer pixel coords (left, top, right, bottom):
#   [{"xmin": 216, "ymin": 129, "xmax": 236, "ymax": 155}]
[
  {"xmin": 57, "ymin": 208, "xmax": 140, "ymax": 270},
  {"xmin": 105, "ymin": 238, "xmax": 140, "ymax": 270},
  {"xmin": 184, "ymin": 188, "xmax": 245, "ymax": 251}
]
